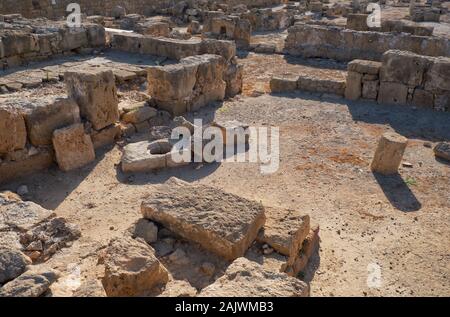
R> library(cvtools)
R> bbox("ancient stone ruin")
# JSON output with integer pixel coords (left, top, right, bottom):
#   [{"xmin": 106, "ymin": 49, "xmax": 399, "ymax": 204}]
[{"xmin": 1, "ymin": 0, "xmax": 449, "ymax": 298}]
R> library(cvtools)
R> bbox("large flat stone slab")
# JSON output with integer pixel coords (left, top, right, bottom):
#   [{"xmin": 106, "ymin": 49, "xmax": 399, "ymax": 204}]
[
  {"xmin": 198, "ymin": 257, "xmax": 309, "ymax": 297},
  {"xmin": 141, "ymin": 178, "xmax": 266, "ymax": 261}
]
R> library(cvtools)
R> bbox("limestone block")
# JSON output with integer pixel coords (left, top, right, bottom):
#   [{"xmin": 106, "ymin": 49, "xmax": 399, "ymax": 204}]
[
  {"xmin": 65, "ymin": 68, "xmax": 119, "ymax": 130},
  {"xmin": 378, "ymin": 82, "xmax": 408, "ymax": 105},
  {"xmin": 52, "ymin": 123, "xmax": 95, "ymax": 172},
  {"xmin": 141, "ymin": 179, "xmax": 266, "ymax": 260},
  {"xmin": 24, "ymin": 97, "xmax": 80, "ymax": 146},
  {"xmin": 345, "ymin": 71, "xmax": 362, "ymax": 100},
  {"xmin": 0, "ymin": 106, "xmax": 27, "ymax": 154},
  {"xmin": 101, "ymin": 237, "xmax": 168, "ymax": 297},
  {"xmin": 370, "ymin": 132, "xmax": 408, "ymax": 175},
  {"xmin": 199, "ymin": 258, "xmax": 309, "ymax": 297}
]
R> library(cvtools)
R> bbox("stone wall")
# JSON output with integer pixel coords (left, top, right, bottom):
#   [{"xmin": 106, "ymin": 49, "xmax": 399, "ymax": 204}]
[
  {"xmin": 285, "ymin": 23, "xmax": 450, "ymax": 62},
  {"xmin": 0, "ymin": 0, "xmax": 286, "ymax": 19},
  {"xmin": 345, "ymin": 50, "xmax": 450, "ymax": 112},
  {"xmin": 110, "ymin": 32, "xmax": 236, "ymax": 61},
  {"xmin": 0, "ymin": 16, "xmax": 105, "ymax": 68}
]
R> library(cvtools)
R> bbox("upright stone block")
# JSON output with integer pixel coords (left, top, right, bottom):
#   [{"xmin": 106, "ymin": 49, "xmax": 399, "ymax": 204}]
[
  {"xmin": 24, "ymin": 97, "xmax": 80, "ymax": 146},
  {"xmin": 52, "ymin": 123, "xmax": 95, "ymax": 172},
  {"xmin": 370, "ymin": 132, "xmax": 408, "ymax": 175},
  {"xmin": 64, "ymin": 68, "xmax": 119, "ymax": 130},
  {"xmin": 0, "ymin": 106, "xmax": 27, "ymax": 154}
]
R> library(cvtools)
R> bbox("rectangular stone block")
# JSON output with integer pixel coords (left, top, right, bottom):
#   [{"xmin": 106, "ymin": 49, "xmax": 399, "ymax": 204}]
[
  {"xmin": 378, "ymin": 82, "xmax": 408, "ymax": 105},
  {"xmin": 346, "ymin": 14, "xmax": 369, "ymax": 31},
  {"xmin": 362, "ymin": 80, "xmax": 379, "ymax": 100},
  {"xmin": 148, "ymin": 55, "xmax": 226, "ymax": 115},
  {"xmin": 0, "ymin": 105, "xmax": 27, "ymax": 154},
  {"xmin": 141, "ymin": 178, "xmax": 266, "ymax": 260},
  {"xmin": 348, "ymin": 59, "xmax": 382, "ymax": 75},
  {"xmin": 0, "ymin": 148, "xmax": 53, "ymax": 185},
  {"xmin": 270, "ymin": 76, "xmax": 298, "ymax": 93},
  {"xmin": 345, "ymin": 71, "xmax": 362, "ymax": 100},
  {"xmin": 412, "ymin": 89, "xmax": 434, "ymax": 109},
  {"xmin": 24, "ymin": 97, "xmax": 80, "ymax": 146},
  {"xmin": 64, "ymin": 68, "xmax": 119, "ymax": 130},
  {"xmin": 380, "ymin": 50, "xmax": 431, "ymax": 87},
  {"xmin": 52, "ymin": 123, "xmax": 95, "ymax": 172}
]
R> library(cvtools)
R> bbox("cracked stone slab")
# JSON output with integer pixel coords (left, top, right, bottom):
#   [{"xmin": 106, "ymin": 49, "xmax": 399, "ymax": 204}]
[{"xmin": 141, "ymin": 178, "xmax": 266, "ymax": 260}]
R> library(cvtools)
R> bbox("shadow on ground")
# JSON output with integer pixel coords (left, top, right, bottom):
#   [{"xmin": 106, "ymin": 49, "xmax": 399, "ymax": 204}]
[{"xmin": 373, "ymin": 172, "xmax": 422, "ymax": 212}]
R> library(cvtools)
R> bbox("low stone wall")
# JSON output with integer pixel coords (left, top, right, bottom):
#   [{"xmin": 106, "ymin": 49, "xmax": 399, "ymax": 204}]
[
  {"xmin": 0, "ymin": 0, "xmax": 286, "ymax": 19},
  {"xmin": 270, "ymin": 75, "xmax": 346, "ymax": 96},
  {"xmin": 0, "ymin": 16, "xmax": 105, "ymax": 68},
  {"xmin": 110, "ymin": 32, "xmax": 236, "ymax": 61},
  {"xmin": 345, "ymin": 50, "xmax": 450, "ymax": 112},
  {"xmin": 285, "ymin": 23, "xmax": 450, "ymax": 62},
  {"xmin": 0, "ymin": 67, "xmax": 122, "ymax": 183},
  {"xmin": 203, "ymin": 15, "xmax": 252, "ymax": 49}
]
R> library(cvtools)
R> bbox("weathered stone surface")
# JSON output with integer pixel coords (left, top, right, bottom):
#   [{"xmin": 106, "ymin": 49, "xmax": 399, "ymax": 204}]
[
  {"xmin": 0, "ymin": 250, "xmax": 31, "ymax": 284},
  {"xmin": 297, "ymin": 75, "xmax": 346, "ymax": 96},
  {"xmin": 380, "ymin": 50, "xmax": 431, "ymax": 87},
  {"xmin": 346, "ymin": 13, "xmax": 369, "ymax": 31},
  {"xmin": 148, "ymin": 54, "xmax": 226, "ymax": 115},
  {"xmin": 434, "ymin": 142, "xmax": 450, "ymax": 162},
  {"xmin": 121, "ymin": 103, "xmax": 157, "ymax": 124},
  {"xmin": 290, "ymin": 225, "xmax": 320, "ymax": 276},
  {"xmin": 91, "ymin": 124, "xmax": 121, "ymax": 149},
  {"xmin": 257, "ymin": 207, "xmax": 310, "ymax": 266},
  {"xmin": 129, "ymin": 218, "xmax": 158, "ymax": 244},
  {"xmin": 362, "ymin": 80, "xmax": 379, "ymax": 100},
  {"xmin": 0, "ymin": 268, "xmax": 59, "ymax": 297},
  {"xmin": 199, "ymin": 257, "xmax": 309, "ymax": 297},
  {"xmin": 158, "ymin": 279, "xmax": 197, "ymax": 297},
  {"xmin": 0, "ymin": 105, "xmax": 27, "ymax": 154},
  {"xmin": 141, "ymin": 178, "xmax": 266, "ymax": 260},
  {"xmin": 378, "ymin": 82, "xmax": 408, "ymax": 105},
  {"xmin": 424, "ymin": 57, "xmax": 450, "ymax": 93},
  {"xmin": 348, "ymin": 59, "xmax": 382, "ymax": 75},
  {"xmin": 0, "ymin": 198, "xmax": 55, "ymax": 231},
  {"xmin": 211, "ymin": 120, "xmax": 250, "ymax": 146},
  {"xmin": 121, "ymin": 140, "xmax": 171, "ymax": 172},
  {"xmin": 371, "ymin": 132, "xmax": 408, "ymax": 175},
  {"xmin": 52, "ymin": 123, "xmax": 95, "ymax": 172},
  {"xmin": 22, "ymin": 217, "xmax": 81, "ymax": 261},
  {"xmin": 0, "ymin": 147, "xmax": 54, "ymax": 185},
  {"xmin": 224, "ymin": 62, "xmax": 243, "ymax": 97},
  {"xmin": 345, "ymin": 71, "xmax": 362, "ymax": 100},
  {"xmin": 270, "ymin": 76, "xmax": 298, "ymax": 93},
  {"xmin": 285, "ymin": 23, "xmax": 450, "ymax": 62},
  {"xmin": 101, "ymin": 237, "xmax": 169, "ymax": 296},
  {"xmin": 24, "ymin": 97, "xmax": 80, "ymax": 146},
  {"xmin": 412, "ymin": 89, "xmax": 434, "ymax": 108},
  {"xmin": 65, "ymin": 68, "xmax": 119, "ymax": 130},
  {"xmin": 73, "ymin": 279, "xmax": 106, "ymax": 297}
]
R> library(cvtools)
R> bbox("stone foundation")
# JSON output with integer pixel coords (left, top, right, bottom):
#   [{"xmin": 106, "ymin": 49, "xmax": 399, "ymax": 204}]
[
  {"xmin": 0, "ymin": 15, "xmax": 105, "ymax": 68},
  {"xmin": 346, "ymin": 50, "xmax": 450, "ymax": 112},
  {"xmin": 285, "ymin": 23, "xmax": 450, "ymax": 62}
]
